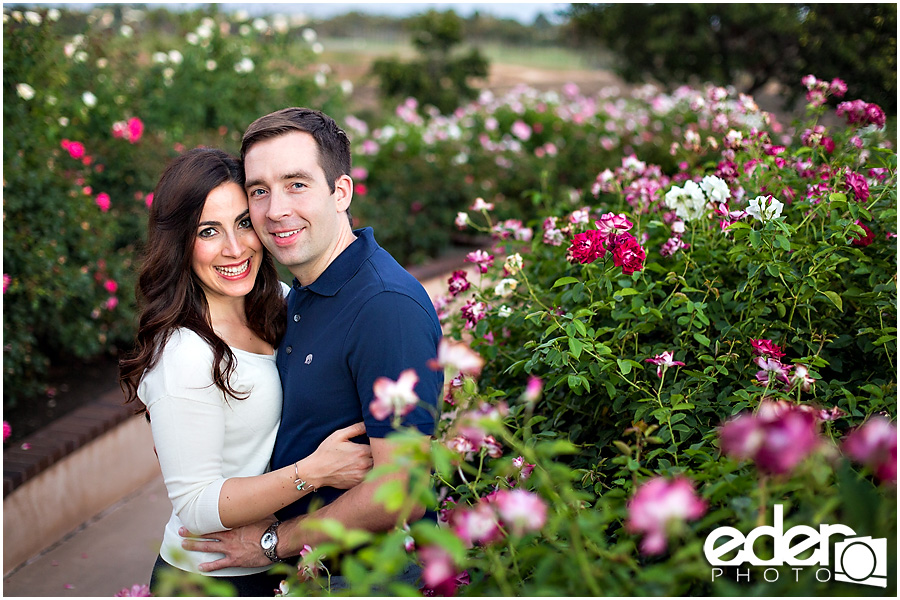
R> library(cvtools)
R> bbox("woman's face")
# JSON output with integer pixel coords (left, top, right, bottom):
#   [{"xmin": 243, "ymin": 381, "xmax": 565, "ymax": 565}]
[{"xmin": 191, "ymin": 182, "xmax": 263, "ymax": 302}]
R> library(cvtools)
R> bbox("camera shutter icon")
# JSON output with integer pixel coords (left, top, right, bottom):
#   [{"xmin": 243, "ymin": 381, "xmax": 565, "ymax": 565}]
[{"xmin": 834, "ymin": 536, "xmax": 887, "ymax": 588}]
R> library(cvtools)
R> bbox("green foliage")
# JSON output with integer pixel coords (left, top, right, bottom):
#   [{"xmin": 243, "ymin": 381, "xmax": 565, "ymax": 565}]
[
  {"xmin": 565, "ymin": 3, "xmax": 897, "ymax": 112},
  {"xmin": 370, "ymin": 10, "xmax": 489, "ymax": 114},
  {"xmin": 2, "ymin": 6, "xmax": 348, "ymax": 410}
]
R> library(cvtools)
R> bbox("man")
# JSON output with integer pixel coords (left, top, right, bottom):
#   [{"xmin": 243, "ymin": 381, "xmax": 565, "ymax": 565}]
[{"xmin": 180, "ymin": 108, "xmax": 442, "ymax": 585}]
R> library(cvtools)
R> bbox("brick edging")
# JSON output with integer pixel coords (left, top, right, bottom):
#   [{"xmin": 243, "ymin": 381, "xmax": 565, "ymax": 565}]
[{"xmin": 3, "ymin": 388, "xmax": 137, "ymax": 497}]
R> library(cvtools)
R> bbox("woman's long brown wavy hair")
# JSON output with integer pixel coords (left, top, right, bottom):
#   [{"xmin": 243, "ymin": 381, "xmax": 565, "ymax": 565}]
[{"xmin": 119, "ymin": 148, "xmax": 286, "ymax": 409}]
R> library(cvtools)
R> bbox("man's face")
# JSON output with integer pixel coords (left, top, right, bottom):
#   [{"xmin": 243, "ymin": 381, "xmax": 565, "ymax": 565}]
[{"xmin": 244, "ymin": 131, "xmax": 352, "ymax": 284}]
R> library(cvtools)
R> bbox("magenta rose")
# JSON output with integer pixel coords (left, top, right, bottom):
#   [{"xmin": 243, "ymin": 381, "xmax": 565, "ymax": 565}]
[
  {"xmin": 566, "ymin": 229, "xmax": 607, "ymax": 264},
  {"xmin": 610, "ymin": 233, "xmax": 646, "ymax": 275}
]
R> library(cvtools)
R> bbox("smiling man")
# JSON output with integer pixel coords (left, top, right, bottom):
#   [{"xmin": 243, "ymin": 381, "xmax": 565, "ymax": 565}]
[{"xmin": 180, "ymin": 108, "xmax": 442, "ymax": 589}]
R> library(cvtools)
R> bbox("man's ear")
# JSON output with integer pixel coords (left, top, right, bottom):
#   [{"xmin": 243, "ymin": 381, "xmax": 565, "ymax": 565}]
[{"xmin": 334, "ymin": 174, "xmax": 352, "ymax": 212}]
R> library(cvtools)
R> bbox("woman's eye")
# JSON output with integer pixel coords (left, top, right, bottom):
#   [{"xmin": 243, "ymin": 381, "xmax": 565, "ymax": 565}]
[
  {"xmin": 198, "ymin": 227, "xmax": 216, "ymax": 238},
  {"xmin": 238, "ymin": 217, "xmax": 252, "ymax": 229}
]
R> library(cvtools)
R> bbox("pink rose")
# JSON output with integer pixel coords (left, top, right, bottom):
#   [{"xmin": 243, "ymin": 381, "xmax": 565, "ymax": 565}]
[
  {"xmin": 494, "ymin": 489, "xmax": 547, "ymax": 536},
  {"xmin": 719, "ymin": 401, "xmax": 820, "ymax": 475},
  {"xmin": 595, "ymin": 212, "xmax": 634, "ymax": 237},
  {"xmin": 127, "ymin": 117, "xmax": 144, "ymax": 143},
  {"xmin": 845, "ymin": 170, "xmax": 870, "ymax": 202},
  {"xmin": 750, "ymin": 338, "xmax": 785, "ymax": 359},
  {"xmin": 843, "ymin": 417, "xmax": 897, "ymax": 484},
  {"xmin": 115, "ymin": 584, "xmax": 151, "ymax": 597},
  {"xmin": 61, "ymin": 139, "xmax": 86, "ymax": 159},
  {"xmin": 464, "ymin": 249, "xmax": 494, "ymax": 274},
  {"xmin": 450, "ymin": 501, "xmax": 502, "ymax": 547},
  {"xmin": 370, "ymin": 369, "xmax": 419, "ymax": 421},
  {"xmin": 645, "ymin": 351, "xmax": 685, "ymax": 378},
  {"xmin": 447, "ymin": 270, "xmax": 470, "ymax": 297},
  {"xmin": 626, "ymin": 476, "xmax": 706, "ymax": 555},
  {"xmin": 95, "ymin": 192, "xmax": 111, "ymax": 212}
]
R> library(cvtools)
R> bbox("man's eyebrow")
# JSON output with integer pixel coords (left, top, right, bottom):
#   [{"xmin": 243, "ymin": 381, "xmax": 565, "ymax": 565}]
[{"xmin": 244, "ymin": 171, "xmax": 315, "ymax": 190}]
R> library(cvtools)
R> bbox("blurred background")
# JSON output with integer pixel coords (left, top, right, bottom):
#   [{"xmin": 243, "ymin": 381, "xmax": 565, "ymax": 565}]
[{"xmin": 3, "ymin": 1, "xmax": 896, "ymax": 446}]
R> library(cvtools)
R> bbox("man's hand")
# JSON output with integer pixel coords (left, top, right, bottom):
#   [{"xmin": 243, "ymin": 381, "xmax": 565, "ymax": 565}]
[{"xmin": 179, "ymin": 518, "xmax": 274, "ymax": 572}]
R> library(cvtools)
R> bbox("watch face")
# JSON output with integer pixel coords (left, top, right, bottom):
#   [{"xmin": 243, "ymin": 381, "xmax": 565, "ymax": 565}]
[{"xmin": 261, "ymin": 531, "xmax": 276, "ymax": 549}]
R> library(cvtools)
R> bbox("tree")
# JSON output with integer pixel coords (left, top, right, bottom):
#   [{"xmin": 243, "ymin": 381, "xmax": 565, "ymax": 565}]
[
  {"xmin": 371, "ymin": 10, "xmax": 489, "ymax": 114},
  {"xmin": 564, "ymin": 3, "xmax": 896, "ymax": 112}
]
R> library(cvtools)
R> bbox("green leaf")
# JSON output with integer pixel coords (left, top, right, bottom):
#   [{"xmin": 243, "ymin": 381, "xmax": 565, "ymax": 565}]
[
  {"xmin": 821, "ymin": 290, "xmax": 843, "ymax": 312},
  {"xmin": 775, "ymin": 235, "xmax": 791, "ymax": 251},
  {"xmin": 569, "ymin": 337, "xmax": 584, "ymax": 359},
  {"xmin": 552, "ymin": 276, "xmax": 579, "ymax": 288},
  {"xmin": 693, "ymin": 332, "xmax": 711, "ymax": 347},
  {"xmin": 617, "ymin": 358, "xmax": 632, "ymax": 375},
  {"xmin": 749, "ymin": 229, "xmax": 762, "ymax": 248},
  {"xmin": 829, "ymin": 192, "xmax": 848, "ymax": 203}
]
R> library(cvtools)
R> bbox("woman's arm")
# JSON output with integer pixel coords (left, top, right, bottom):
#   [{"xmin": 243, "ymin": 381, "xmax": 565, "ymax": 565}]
[
  {"xmin": 217, "ymin": 423, "xmax": 372, "ymax": 528},
  {"xmin": 144, "ymin": 332, "xmax": 372, "ymax": 533}
]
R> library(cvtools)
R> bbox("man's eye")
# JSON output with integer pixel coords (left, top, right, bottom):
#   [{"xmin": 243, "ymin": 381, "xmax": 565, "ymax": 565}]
[
  {"xmin": 249, "ymin": 188, "xmax": 267, "ymax": 198},
  {"xmin": 290, "ymin": 182, "xmax": 305, "ymax": 190}
]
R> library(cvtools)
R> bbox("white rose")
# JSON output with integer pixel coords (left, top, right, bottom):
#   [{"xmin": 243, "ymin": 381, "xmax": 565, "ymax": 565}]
[
  {"xmin": 494, "ymin": 278, "xmax": 518, "ymax": 298},
  {"xmin": 16, "ymin": 83, "xmax": 35, "ymax": 100},
  {"xmin": 700, "ymin": 175, "xmax": 731, "ymax": 203},
  {"xmin": 746, "ymin": 196, "xmax": 784, "ymax": 222}
]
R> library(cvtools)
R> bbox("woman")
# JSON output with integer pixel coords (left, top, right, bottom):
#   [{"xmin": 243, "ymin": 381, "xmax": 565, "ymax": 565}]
[{"xmin": 119, "ymin": 148, "xmax": 372, "ymax": 596}]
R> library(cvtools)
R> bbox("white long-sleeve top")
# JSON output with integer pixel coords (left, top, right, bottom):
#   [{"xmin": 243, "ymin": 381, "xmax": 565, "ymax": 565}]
[{"xmin": 138, "ymin": 327, "xmax": 282, "ymax": 577}]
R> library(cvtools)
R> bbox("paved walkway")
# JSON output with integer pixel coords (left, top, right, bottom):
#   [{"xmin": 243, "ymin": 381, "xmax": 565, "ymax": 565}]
[{"xmin": 3, "ymin": 475, "xmax": 169, "ymax": 597}]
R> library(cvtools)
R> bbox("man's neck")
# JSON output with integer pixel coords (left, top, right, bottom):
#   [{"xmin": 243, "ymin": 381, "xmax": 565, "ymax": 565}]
[{"xmin": 292, "ymin": 226, "xmax": 358, "ymax": 287}]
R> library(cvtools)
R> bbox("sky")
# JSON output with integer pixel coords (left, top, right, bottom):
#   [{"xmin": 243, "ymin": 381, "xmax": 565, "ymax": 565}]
[{"xmin": 27, "ymin": 2, "xmax": 572, "ymax": 24}]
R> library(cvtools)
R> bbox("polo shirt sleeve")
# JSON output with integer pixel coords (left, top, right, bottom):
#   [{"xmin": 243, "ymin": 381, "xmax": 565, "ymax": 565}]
[
  {"xmin": 141, "ymin": 332, "xmax": 228, "ymax": 535},
  {"xmin": 346, "ymin": 291, "xmax": 442, "ymax": 438}
]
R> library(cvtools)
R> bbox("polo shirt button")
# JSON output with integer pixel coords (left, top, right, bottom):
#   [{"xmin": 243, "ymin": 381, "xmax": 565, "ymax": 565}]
[
  {"xmin": 293, "ymin": 314, "xmax": 301, "ymax": 322},
  {"xmin": 285, "ymin": 346, "xmax": 292, "ymax": 354}
]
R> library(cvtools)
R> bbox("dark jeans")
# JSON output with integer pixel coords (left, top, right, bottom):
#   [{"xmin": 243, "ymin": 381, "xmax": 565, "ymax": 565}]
[{"xmin": 149, "ymin": 554, "xmax": 284, "ymax": 597}]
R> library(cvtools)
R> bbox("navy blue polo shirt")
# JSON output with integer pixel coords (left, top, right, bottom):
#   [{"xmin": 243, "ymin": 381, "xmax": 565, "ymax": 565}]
[{"xmin": 271, "ymin": 227, "xmax": 442, "ymax": 522}]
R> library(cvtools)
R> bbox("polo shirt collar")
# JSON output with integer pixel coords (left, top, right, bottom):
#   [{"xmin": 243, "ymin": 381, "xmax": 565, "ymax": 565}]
[{"xmin": 292, "ymin": 227, "xmax": 379, "ymax": 297}]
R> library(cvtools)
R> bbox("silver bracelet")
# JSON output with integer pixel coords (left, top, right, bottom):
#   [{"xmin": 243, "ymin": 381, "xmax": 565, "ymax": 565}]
[{"xmin": 293, "ymin": 461, "xmax": 316, "ymax": 492}]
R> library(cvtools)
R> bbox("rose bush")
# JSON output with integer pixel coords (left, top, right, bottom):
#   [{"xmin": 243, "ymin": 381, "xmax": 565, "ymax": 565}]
[{"xmin": 2, "ymin": 6, "xmax": 348, "ymax": 413}]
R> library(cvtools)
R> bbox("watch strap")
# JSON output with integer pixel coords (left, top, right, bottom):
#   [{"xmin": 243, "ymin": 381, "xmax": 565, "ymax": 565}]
[{"xmin": 261, "ymin": 520, "xmax": 282, "ymax": 563}]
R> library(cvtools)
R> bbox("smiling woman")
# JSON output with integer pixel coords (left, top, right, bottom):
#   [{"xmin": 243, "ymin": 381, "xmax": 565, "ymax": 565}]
[{"xmin": 190, "ymin": 182, "xmax": 264, "ymax": 309}]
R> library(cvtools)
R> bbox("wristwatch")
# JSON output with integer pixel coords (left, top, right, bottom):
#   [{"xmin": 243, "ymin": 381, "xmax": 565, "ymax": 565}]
[{"xmin": 260, "ymin": 520, "xmax": 282, "ymax": 563}]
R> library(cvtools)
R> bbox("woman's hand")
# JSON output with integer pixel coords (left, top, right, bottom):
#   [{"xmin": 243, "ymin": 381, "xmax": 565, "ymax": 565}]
[{"xmin": 302, "ymin": 422, "xmax": 373, "ymax": 489}]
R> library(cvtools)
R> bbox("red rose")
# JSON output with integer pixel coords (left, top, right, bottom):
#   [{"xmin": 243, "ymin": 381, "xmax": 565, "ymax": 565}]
[
  {"xmin": 611, "ymin": 233, "xmax": 646, "ymax": 275},
  {"xmin": 566, "ymin": 229, "xmax": 607, "ymax": 264}
]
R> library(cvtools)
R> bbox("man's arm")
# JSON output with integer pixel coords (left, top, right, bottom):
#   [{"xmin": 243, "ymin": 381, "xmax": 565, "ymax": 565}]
[
  {"xmin": 182, "ymin": 436, "xmax": 425, "ymax": 571},
  {"xmin": 277, "ymin": 436, "xmax": 426, "ymax": 553}
]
